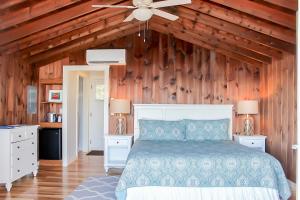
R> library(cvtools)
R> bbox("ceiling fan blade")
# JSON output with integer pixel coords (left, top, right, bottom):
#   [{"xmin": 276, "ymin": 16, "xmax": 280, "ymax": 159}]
[
  {"xmin": 92, "ymin": 5, "xmax": 136, "ymax": 8},
  {"xmin": 124, "ymin": 13, "xmax": 135, "ymax": 22},
  {"xmin": 150, "ymin": 0, "xmax": 191, "ymax": 8},
  {"xmin": 152, "ymin": 9, "xmax": 179, "ymax": 21}
]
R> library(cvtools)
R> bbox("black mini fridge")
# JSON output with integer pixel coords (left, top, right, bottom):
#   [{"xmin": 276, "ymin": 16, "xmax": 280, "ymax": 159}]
[{"xmin": 39, "ymin": 128, "xmax": 62, "ymax": 160}]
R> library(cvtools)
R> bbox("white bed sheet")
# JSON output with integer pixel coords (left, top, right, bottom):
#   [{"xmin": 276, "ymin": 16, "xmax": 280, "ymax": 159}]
[{"xmin": 126, "ymin": 186, "xmax": 280, "ymax": 200}]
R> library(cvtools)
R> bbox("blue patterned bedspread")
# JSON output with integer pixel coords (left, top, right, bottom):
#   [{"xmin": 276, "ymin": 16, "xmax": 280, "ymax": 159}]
[{"xmin": 115, "ymin": 140, "xmax": 291, "ymax": 200}]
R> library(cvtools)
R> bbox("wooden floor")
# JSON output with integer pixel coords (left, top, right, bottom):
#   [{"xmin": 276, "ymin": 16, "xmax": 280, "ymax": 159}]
[
  {"xmin": 0, "ymin": 153, "xmax": 120, "ymax": 200},
  {"xmin": 0, "ymin": 153, "xmax": 296, "ymax": 200}
]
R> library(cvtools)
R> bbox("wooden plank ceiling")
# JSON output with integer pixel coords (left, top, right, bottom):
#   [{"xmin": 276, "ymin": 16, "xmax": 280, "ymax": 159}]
[{"xmin": 0, "ymin": 0, "xmax": 296, "ymax": 66}]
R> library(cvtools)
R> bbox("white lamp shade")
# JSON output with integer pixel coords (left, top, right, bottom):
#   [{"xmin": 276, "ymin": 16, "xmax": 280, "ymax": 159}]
[
  {"xmin": 110, "ymin": 99, "xmax": 130, "ymax": 114},
  {"xmin": 237, "ymin": 100, "xmax": 258, "ymax": 115}
]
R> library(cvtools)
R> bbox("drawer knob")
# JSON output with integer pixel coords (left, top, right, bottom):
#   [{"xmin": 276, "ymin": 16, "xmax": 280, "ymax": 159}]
[
  {"xmin": 17, "ymin": 170, "xmax": 20, "ymax": 173},
  {"xmin": 31, "ymin": 132, "xmax": 34, "ymax": 135},
  {"xmin": 252, "ymin": 142, "xmax": 254, "ymax": 144},
  {"xmin": 32, "ymin": 153, "xmax": 34, "ymax": 155},
  {"xmin": 32, "ymin": 142, "xmax": 34, "ymax": 144},
  {"xmin": 32, "ymin": 163, "xmax": 34, "ymax": 166},
  {"xmin": 117, "ymin": 141, "xmax": 119, "ymax": 144},
  {"xmin": 17, "ymin": 146, "xmax": 20, "ymax": 149},
  {"xmin": 17, "ymin": 158, "xmax": 20, "ymax": 161},
  {"xmin": 18, "ymin": 135, "xmax": 22, "ymax": 138}
]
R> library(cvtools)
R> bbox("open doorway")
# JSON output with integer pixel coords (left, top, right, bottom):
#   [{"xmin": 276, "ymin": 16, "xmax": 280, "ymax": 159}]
[
  {"xmin": 77, "ymin": 71, "xmax": 105, "ymax": 154},
  {"xmin": 62, "ymin": 65, "xmax": 109, "ymax": 166}
]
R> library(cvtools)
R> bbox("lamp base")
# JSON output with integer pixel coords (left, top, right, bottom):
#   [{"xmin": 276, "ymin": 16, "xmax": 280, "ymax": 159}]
[
  {"xmin": 114, "ymin": 115, "xmax": 127, "ymax": 135},
  {"xmin": 242, "ymin": 115, "xmax": 254, "ymax": 136}
]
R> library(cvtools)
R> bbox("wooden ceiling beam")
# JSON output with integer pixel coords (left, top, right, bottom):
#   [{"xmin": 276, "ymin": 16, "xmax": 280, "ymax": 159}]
[
  {"xmin": 0, "ymin": 0, "xmax": 26, "ymax": 10},
  {"xmin": 208, "ymin": 0, "xmax": 295, "ymax": 30},
  {"xmin": 0, "ymin": 4, "xmax": 130, "ymax": 54},
  {"xmin": 0, "ymin": 0, "xmax": 83, "ymax": 30},
  {"xmin": 0, "ymin": 0, "xmax": 125, "ymax": 46},
  {"xmin": 21, "ymin": 14, "xmax": 271, "ymax": 64},
  {"xmin": 175, "ymin": 17, "xmax": 282, "ymax": 59},
  {"xmin": 177, "ymin": 6, "xmax": 295, "ymax": 54},
  {"xmin": 151, "ymin": 18, "xmax": 271, "ymax": 64},
  {"xmin": 261, "ymin": 0, "xmax": 297, "ymax": 11},
  {"xmin": 183, "ymin": 0, "xmax": 295, "ymax": 44},
  {"xmin": 150, "ymin": 23, "xmax": 263, "ymax": 67},
  {"xmin": 19, "ymin": 12, "xmax": 129, "ymax": 58},
  {"xmin": 27, "ymin": 23, "xmax": 140, "ymax": 64}
]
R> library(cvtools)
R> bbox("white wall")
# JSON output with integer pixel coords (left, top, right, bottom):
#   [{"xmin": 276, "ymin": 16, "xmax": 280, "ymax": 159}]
[
  {"xmin": 81, "ymin": 75, "xmax": 90, "ymax": 152},
  {"xmin": 63, "ymin": 71, "xmax": 79, "ymax": 166}
]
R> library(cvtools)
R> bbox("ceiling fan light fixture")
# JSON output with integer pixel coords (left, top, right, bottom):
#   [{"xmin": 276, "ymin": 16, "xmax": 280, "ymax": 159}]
[{"xmin": 133, "ymin": 8, "xmax": 153, "ymax": 21}]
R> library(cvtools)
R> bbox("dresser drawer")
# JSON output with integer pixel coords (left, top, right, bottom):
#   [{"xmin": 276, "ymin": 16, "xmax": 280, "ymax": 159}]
[
  {"xmin": 26, "ymin": 129, "xmax": 37, "ymax": 139},
  {"xmin": 108, "ymin": 138, "xmax": 129, "ymax": 146},
  {"xmin": 11, "ymin": 165, "xmax": 25, "ymax": 181},
  {"xmin": 11, "ymin": 154, "xmax": 23, "ymax": 167},
  {"xmin": 239, "ymin": 139, "xmax": 265, "ymax": 148},
  {"xmin": 11, "ymin": 129, "xmax": 26, "ymax": 143},
  {"xmin": 11, "ymin": 142, "xmax": 23, "ymax": 157}
]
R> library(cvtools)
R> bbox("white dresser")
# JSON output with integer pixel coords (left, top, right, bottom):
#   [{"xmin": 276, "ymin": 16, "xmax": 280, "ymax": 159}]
[
  {"xmin": 0, "ymin": 125, "xmax": 39, "ymax": 191},
  {"xmin": 104, "ymin": 135, "xmax": 133, "ymax": 175}
]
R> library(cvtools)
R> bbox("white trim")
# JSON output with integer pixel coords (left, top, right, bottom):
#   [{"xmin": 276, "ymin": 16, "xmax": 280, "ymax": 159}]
[
  {"xmin": 133, "ymin": 104, "xmax": 233, "ymax": 141},
  {"xmin": 62, "ymin": 65, "xmax": 110, "ymax": 167}
]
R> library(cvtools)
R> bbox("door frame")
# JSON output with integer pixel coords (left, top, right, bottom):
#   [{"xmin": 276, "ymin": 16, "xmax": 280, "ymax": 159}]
[{"xmin": 62, "ymin": 65, "xmax": 110, "ymax": 167}]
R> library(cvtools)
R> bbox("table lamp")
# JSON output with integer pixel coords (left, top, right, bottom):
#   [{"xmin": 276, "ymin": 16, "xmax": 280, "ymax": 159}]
[
  {"xmin": 110, "ymin": 99, "xmax": 130, "ymax": 135},
  {"xmin": 237, "ymin": 100, "xmax": 258, "ymax": 136}
]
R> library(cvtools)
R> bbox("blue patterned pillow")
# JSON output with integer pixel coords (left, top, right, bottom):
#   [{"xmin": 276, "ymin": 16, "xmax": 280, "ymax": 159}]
[
  {"xmin": 185, "ymin": 119, "xmax": 230, "ymax": 140},
  {"xmin": 138, "ymin": 120, "xmax": 185, "ymax": 141}
]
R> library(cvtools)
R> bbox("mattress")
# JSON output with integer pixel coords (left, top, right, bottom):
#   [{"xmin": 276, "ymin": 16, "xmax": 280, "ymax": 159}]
[{"xmin": 115, "ymin": 140, "xmax": 291, "ymax": 200}]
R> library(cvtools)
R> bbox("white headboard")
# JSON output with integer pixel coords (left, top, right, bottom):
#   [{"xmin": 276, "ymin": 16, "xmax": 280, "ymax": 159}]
[{"xmin": 133, "ymin": 104, "xmax": 234, "ymax": 141}]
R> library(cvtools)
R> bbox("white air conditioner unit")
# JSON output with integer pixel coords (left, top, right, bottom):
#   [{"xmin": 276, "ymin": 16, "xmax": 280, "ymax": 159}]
[{"xmin": 86, "ymin": 49, "xmax": 126, "ymax": 65}]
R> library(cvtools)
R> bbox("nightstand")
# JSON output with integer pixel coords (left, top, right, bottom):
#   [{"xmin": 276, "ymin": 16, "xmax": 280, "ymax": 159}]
[
  {"xmin": 104, "ymin": 135, "xmax": 133, "ymax": 175},
  {"xmin": 233, "ymin": 134, "xmax": 267, "ymax": 152}
]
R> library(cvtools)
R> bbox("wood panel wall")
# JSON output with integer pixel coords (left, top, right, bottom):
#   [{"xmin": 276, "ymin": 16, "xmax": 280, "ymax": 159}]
[
  {"xmin": 108, "ymin": 32, "xmax": 261, "ymax": 135},
  {"xmin": 1, "ymin": 30, "xmax": 295, "ymax": 182},
  {"xmin": 260, "ymin": 53, "xmax": 297, "ymax": 182},
  {"xmin": 0, "ymin": 54, "xmax": 37, "ymax": 125}
]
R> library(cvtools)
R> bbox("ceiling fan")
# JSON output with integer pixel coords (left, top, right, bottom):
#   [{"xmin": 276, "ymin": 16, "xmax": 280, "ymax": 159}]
[{"xmin": 92, "ymin": 0, "xmax": 192, "ymax": 22}]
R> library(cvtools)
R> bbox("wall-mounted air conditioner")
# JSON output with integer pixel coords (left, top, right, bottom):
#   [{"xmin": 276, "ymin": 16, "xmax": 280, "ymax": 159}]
[{"xmin": 86, "ymin": 49, "xmax": 126, "ymax": 65}]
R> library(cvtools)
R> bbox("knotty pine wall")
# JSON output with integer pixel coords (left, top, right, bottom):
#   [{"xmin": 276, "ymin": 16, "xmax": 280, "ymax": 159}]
[
  {"xmin": 0, "ymin": 54, "xmax": 37, "ymax": 125},
  {"xmin": 260, "ymin": 53, "xmax": 297, "ymax": 182},
  {"xmin": 0, "ymin": 31, "xmax": 295, "ymax": 182},
  {"xmin": 108, "ymin": 32, "xmax": 261, "ymax": 135}
]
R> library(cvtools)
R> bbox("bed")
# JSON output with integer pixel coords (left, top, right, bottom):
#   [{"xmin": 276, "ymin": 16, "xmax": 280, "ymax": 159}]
[{"xmin": 115, "ymin": 104, "xmax": 291, "ymax": 200}]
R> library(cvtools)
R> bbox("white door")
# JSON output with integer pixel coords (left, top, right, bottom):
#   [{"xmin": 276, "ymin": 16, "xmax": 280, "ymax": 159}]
[{"xmin": 89, "ymin": 79, "xmax": 105, "ymax": 150}]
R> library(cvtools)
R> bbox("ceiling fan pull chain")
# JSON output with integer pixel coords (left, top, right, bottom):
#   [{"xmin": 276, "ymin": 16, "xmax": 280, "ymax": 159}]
[
  {"xmin": 138, "ymin": 23, "xmax": 141, "ymax": 37},
  {"xmin": 144, "ymin": 22, "xmax": 146, "ymax": 43}
]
